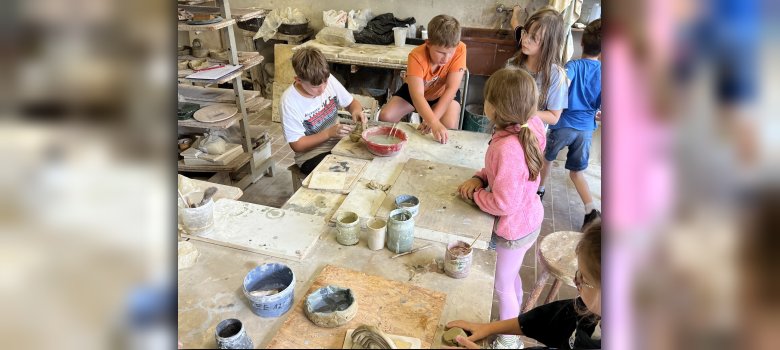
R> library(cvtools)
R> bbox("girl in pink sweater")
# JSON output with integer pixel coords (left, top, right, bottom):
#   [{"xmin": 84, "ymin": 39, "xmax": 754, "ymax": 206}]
[{"xmin": 458, "ymin": 67, "xmax": 546, "ymax": 349}]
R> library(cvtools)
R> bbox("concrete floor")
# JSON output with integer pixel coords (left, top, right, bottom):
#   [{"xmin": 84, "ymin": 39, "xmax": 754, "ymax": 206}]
[{"xmin": 186, "ymin": 108, "xmax": 602, "ymax": 346}]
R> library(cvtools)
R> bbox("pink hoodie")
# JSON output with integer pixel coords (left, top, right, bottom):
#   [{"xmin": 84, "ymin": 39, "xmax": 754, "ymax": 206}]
[{"xmin": 473, "ymin": 116, "xmax": 546, "ymax": 241}]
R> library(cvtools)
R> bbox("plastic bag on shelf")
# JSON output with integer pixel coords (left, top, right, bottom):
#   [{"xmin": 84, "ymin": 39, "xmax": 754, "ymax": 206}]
[
  {"xmin": 315, "ymin": 27, "xmax": 356, "ymax": 47},
  {"xmin": 323, "ymin": 9, "xmax": 347, "ymax": 28},
  {"xmin": 253, "ymin": 7, "xmax": 307, "ymax": 42},
  {"xmin": 347, "ymin": 9, "xmax": 372, "ymax": 31}
]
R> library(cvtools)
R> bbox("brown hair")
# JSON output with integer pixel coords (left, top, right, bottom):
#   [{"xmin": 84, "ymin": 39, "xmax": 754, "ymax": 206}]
[
  {"xmin": 582, "ymin": 18, "xmax": 602, "ymax": 57},
  {"xmin": 291, "ymin": 47, "xmax": 330, "ymax": 85},
  {"xmin": 577, "ymin": 218, "xmax": 602, "ymax": 289},
  {"xmin": 427, "ymin": 15, "xmax": 461, "ymax": 47},
  {"xmin": 484, "ymin": 68, "xmax": 543, "ymax": 181},
  {"xmin": 508, "ymin": 7, "xmax": 565, "ymax": 110}
]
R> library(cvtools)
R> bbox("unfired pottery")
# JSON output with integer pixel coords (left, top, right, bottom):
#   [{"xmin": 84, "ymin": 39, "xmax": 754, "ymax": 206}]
[
  {"xmin": 442, "ymin": 327, "xmax": 467, "ymax": 346},
  {"xmin": 304, "ymin": 285, "xmax": 358, "ymax": 328},
  {"xmin": 351, "ymin": 325, "xmax": 397, "ymax": 349}
]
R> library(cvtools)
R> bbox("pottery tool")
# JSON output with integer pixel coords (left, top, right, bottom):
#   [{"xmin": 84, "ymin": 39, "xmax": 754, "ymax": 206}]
[
  {"xmin": 194, "ymin": 186, "xmax": 218, "ymax": 207},
  {"xmin": 388, "ymin": 122, "xmax": 398, "ymax": 137},
  {"xmin": 468, "ymin": 232, "xmax": 483, "ymax": 249},
  {"xmin": 390, "ymin": 244, "xmax": 433, "ymax": 259},
  {"xmin": 178, "ymin": 189, "xmax": 190, "ymax": 208}
]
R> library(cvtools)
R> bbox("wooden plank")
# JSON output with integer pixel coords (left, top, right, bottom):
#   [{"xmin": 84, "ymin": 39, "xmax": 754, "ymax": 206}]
[
  {"xmin": 302, "ymin": 154, "xmax": 369, "ymax": 194},
  {"xmin": 282, "ymin": 187, "xmax": 346, "ymax": 221},
  {"xmin": 375, "ymin": 158, "xmax": 493, "ymax": 245},
  {"xmin": 329, "ymin": 180, "xmax": 388, "ymax": 224},
  {"xmin": 265, "ymin": 265, "xmax": 446, "ymax": 349},
  {"xmin": 178, "ymin": 51, "xmax": 260, "ymax": 65},
  {"xmin": 274, "ymin": 44, "xmax": 296, "ymax": 85},
  {"xmin": 178, "ymin": 55, "xmax": 263, "ymax": 85},
  {"xmin": 177, "ymin": 151, "xmax": 250, "ymax": 172},
  {"xmin": 178, "ymin": 175, "xmax": 243, "ymax": 200},
  {"xmin": 178, "ymin": 84, "xmax": 260, "ymax": 103},
  {"xmin": 181, "ymin": 200, "xmax": 326, "ymax": 261},
  {"xmin": 178, "ymin": 18, "xmax": 236, "ymax": 32}
]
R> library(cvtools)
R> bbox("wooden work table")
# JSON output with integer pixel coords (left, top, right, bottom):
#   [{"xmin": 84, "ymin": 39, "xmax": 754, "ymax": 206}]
[
  {"xmin": 283, "ymin": 122, "xmax": 493, "ymax": 248},
  {"xmin": 178, "ymin": 227, "xmax": 496, "ymax": 348}
]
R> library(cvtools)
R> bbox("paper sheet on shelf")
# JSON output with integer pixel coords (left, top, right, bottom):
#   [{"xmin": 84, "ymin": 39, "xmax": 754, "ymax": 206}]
[{"xmin": 185, "ymin": 65, "xmax": 243, "ymax": 80}]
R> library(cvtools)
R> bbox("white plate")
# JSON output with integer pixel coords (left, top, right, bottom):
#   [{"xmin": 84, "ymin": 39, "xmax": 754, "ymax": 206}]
[{"xmin": 193, "ymin": 104, "xmax": 237, "ymax": 123}]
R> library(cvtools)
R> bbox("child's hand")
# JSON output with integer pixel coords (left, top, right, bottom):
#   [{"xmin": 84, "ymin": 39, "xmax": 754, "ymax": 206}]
[
  {"xmin": 595, "ymin": 110, "xmax": 601, "ymax": 122},
  {"xmin": 417, "ymin": 122, "xmax": 431, "ymax": 134},
  {"xmin": 328, "ymin": 123, "xmax": 354, "ymax": 138},
  {"xmin": 458, "ymin": 178, "xmax": 483, "ymax": 199},
  {"xmin": 352, "ymin": 110, "xmax": 367, "ymax": 128},
  {"xmin": 446, "ymin": 320, "xmax": 492, "ymax": 344},
  {"xmin": 453, "ymin": 335, "xmax": 481, "ymax": 349},
  {"xmin": 429, "ymin": 121, "xmax": 449, "ymax": 144}
]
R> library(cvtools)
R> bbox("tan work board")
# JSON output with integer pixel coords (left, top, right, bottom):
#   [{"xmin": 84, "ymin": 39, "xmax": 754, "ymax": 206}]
[
  {"xmin": 374, "ymin": 159, "xmax": 494, "ymax": 245},
  {"xmin": 265, "ymin": 265, "xmax": 446, "ymax": 349}
]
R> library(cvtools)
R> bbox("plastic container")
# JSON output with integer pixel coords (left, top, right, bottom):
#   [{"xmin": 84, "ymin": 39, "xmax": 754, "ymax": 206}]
[
  {"xmin": 392, "ymin": 27, "xmax": 408, "ymax": 46},
  {"xmin": 178, "ymin": 192, "xmax": 214, "ymax": 235},
  {"xmin": 242, "ymin": 263, "xmax": 295, "ymax": 317},
  {"xmin": 462, "ymin": 104, "xmax": 491, "ymax": 133},
  {"xmin": 366, "ymin": 218, "xmax": 387, "ymax": 251},
  {"xmin": 335, "ymin": 211, "xmax": 360, "ymax": 246},
  {"xmin": 215, "ymin": 318, "xmax": 253, "ymax": 349},
  {"xmin": 386, "ymin": 208, "xmax": 415, "ymax": 253},
  {"xmin": 444, "ymin": 241, "xmax": 473, "ymax": 279},
  {"xmin": 394, "ymin": 194, "xmax": 420, "ymax": 217}
]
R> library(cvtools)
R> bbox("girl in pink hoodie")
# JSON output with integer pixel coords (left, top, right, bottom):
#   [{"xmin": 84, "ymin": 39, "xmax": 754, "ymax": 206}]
[{"xmin": 458, "ymin": 67, "xmax": 546, "ymax": 349}]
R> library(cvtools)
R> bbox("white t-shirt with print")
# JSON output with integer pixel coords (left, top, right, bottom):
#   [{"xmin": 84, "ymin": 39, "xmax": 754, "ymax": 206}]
[{"xmin": 281, "ymin": 74, "xmax": 354, "ymax": 166}]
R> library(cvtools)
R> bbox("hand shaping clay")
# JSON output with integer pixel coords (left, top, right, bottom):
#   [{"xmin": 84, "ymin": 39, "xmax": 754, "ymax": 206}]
[{"xmin": 442, "ymin": 327, "xmax": 467, "ymax": 346}]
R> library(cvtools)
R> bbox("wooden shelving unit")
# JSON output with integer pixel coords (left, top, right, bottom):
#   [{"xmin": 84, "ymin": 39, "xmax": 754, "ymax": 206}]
[{"xmin": 178, "ymin": 0, "xmax": 274, "ymax": 188}]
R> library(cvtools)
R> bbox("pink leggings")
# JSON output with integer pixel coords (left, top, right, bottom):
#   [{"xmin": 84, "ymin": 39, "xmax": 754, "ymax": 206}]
[{"xmin": 495, "ymin": 240, "xmax": 535, "ymax": 320}]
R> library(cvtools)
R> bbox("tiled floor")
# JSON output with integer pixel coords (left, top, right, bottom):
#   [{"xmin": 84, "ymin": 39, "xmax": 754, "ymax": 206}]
[{"xmin": 192, "ymin": 108, "xmax": 601, "ymax": 344}]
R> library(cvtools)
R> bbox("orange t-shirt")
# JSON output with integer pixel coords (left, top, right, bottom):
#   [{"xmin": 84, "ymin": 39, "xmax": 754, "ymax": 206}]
[{"xmin": 406, "ymin": 42, "xmax": 467, "ymax": 101}]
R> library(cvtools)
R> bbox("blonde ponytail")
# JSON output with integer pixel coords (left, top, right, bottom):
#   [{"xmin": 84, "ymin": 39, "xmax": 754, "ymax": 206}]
[{"xmin": 519, "ymin": 129, "xmax": 543, "ymax": 181}]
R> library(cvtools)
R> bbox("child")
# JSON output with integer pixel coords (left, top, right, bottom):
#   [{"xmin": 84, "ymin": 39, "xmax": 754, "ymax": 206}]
[
  {"xmin": 447, "ymin": 219, "xmax": 602, "ymax": 349},
  {"xmin": 538, "ymin": 19, "xmax": 602, "ymax": 230},
  {"xmin": 281, "ymin": 47, "xmax": 366, "ymax": 175},
  {"xmin": 457, "ymin": 68, "xmax": 546, "ymax": 349},
  {"xmin": 378, "ymin": 14, "xmax": 466, "ymax": 144},
  {"xmin": 506, "ymin": 8, "xmax": 568, "ymax": 129}
]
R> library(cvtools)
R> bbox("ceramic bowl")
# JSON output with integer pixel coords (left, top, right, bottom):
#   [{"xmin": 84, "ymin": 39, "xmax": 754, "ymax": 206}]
[{"xmin": 361, "ymin": 126, "xmax": 408, "ymax": 157}]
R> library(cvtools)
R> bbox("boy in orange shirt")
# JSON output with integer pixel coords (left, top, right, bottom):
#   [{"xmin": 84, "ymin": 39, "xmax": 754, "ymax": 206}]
[{"xmin": 378, "ymin": 15, "xmax": 466, "ymax": 144}]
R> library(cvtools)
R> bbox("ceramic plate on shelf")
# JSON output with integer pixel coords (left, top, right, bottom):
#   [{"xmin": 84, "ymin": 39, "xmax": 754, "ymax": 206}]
[
  {"xmin": 193, "ymin": 104, "xmax": 237, "ymax": 123},
  {"xmin": 186, "ymin": 16, "xmax": 223, "ymax": 25}
]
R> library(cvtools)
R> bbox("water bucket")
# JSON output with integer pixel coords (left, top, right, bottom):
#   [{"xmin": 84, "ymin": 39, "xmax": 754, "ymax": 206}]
[
  {"xmin": 462, "ymin": 104, "xmax": 491, "ymax": 133},
  {"xmin": 392, "ymin": 27, "xmax": 408, "ymax": 47},
  {"xmin": 366, "ymin": 218, "xmax": 387, "ymax": 251},
  {"xmin": 335, "ymin": 211, "xmax": 360, "ymax": 246},
  {"xmin": 242, "ymin": 263, "xmax": 295, "ymax": 317},
  {"xmin": 444, "ymin": 240, "xmax": 473, "ymax": 279},
  {"xmin": 178, "ymin": 192, "xmax": 215, "ymax": 235},
  {"xmin": 387, "ymin": 208, "xmax": 414, "ymax": 253},
  {"xmin": 215, "ymin": 318, "xmax": 253, "ymax": 349}
]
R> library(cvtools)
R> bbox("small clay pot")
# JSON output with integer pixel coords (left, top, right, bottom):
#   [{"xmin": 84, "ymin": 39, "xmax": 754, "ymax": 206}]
[
  {"xmin": 178, "ymin": 138, "xmax": 193, "ymax": 152},
  {"xmin": 304, "ymin": 285, "xmax": 358, "ymax": 328},
  {"xmin": 188, "ymin": 58, "xmax": 209, "ymax": 70},
  {"xmin": 178, "ymin": 61, "xmax": 189, "ymax": 70}
]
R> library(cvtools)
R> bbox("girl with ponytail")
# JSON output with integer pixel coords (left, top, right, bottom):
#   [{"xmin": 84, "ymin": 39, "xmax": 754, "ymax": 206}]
[{"xmin": 458, "ymin": 67, "xmax": 547, "ymax": 349}]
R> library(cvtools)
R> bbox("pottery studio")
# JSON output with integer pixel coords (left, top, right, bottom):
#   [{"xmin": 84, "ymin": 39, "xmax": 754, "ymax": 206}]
[{"xmin": 178, "ymin": 0, "xmax": 602, "ymax": 348}]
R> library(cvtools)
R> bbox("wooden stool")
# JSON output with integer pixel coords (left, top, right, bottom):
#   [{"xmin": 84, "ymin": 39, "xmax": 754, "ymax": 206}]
[
  {"xmin": 522, "ymin": 231, "xmax": 583, "ymax": 313},
  {"xmin": 288, "ymin": 164, "xmax": 305, "ymax": 192}
]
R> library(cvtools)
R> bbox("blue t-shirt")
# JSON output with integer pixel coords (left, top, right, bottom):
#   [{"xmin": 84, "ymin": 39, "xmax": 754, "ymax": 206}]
[{"xmin": 552, "ymin": 59, "xmax": 601, "ymax": 131}]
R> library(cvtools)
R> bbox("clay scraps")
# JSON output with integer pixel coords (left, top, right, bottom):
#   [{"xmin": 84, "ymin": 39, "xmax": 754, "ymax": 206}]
[{"xmin": 351, "ymin": 325, "xmax": 397, "ymax": 349}]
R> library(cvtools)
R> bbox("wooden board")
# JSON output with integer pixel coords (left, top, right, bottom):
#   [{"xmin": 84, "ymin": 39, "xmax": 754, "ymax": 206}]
[
  {"xmin": 178, "ymin": 84, "xmax": 260, "ymax": 103},
  {"xmin": 271, "ymin": 82, "xmax": 288, "ymax": 123},
  {"xmin": 329, "ymin": 181, "xmax": 387, "ymax": 224},
  {"xmin": 178, "ymin": 175, "xmax": 243, "ymax": 200},
  {"xmin": 265, "ymin": 265, "xmax": 446, "ymax": 349},
  {"xmin": 302, "ymin": 154, "xmax": 368, "ymax": 194},
  {"xmin": 274, "ymin": 44, "xmax": 296, "ymax": 85},
  {"xmin": 375, "ymin": 159, "xmax": 494, "ymax": 244},
  {"xmin": 180, "ymin": 199, "xmax": 327, "ymax": 261}
]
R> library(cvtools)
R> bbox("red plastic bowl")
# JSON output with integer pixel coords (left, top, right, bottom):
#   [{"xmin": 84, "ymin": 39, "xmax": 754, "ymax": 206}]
[{"xmin": 361, "ymin": 126, "xmax": 408, "ymax": 157}]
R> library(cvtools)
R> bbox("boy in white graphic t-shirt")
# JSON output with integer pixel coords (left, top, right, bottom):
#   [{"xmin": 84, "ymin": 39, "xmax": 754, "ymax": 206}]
[{"xmin": 281, "ymin": 47, "xmax": 366, "ymax": 174}]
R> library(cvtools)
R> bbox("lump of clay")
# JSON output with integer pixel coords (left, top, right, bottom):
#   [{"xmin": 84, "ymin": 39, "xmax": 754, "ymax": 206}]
[
  {"xmin": 442, "ymin": 327, "xmax": 467, "ymax": 346},
  {"xmin": 304, "ymin": 285, "xmax": 358, "ymax": 328},
  {"xmin": 349, "ymin": 122, "xmax": 364, "ymax": 143},
  {"xmin": 351, "ymin": 325, "xmax": 397, "ymax": 349},
  {"xmin": 178, "ymin": 241, "xmax": 199, "ymax": 270}
]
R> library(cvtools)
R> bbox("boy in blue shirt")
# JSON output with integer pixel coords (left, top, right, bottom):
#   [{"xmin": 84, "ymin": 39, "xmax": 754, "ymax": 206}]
[{"xmin": 537, "ymin": 19, "xmax": 602, "ymax": 231}]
